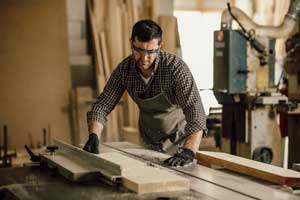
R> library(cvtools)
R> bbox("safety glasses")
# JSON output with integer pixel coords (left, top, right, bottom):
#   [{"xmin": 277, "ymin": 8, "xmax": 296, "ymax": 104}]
[{"xmin": 132, "ymin": 44, "xmax": 160, "ymax": 55}]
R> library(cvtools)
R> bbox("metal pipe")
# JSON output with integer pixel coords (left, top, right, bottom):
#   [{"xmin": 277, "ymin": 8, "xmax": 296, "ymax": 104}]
[{"xmin": 221, "ymin": 0, "xmax": 300, "ymax": 38}]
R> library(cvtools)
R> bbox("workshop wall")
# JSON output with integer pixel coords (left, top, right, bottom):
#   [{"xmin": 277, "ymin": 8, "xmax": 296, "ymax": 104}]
[{"xmin": 0, "ymin": 0, "xmax": 71, "ymax": 149}]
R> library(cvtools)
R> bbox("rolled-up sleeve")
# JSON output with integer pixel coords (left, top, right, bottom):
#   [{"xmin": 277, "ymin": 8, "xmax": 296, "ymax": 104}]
[
  {"xmin": 87, "ymin": 66, "xmax": 125, "ymax": 125},
  {"xmin": 172, "ymin": 60, "xmax": 207, "ymax": 135}
]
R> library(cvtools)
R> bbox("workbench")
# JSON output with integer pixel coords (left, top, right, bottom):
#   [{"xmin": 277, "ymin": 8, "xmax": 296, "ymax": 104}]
[{"xmin": 0, "ymin": 142, "xmax": 300, "ymax": 200}]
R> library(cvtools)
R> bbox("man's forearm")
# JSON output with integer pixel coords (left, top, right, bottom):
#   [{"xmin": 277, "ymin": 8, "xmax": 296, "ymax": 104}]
[
  {"xmin": 183, "ymin": 130, "xmax": 203, "ymax": 153},
  {"xmin": 88, "ymin": 121, "xmax": 104, "ymax": 138}
]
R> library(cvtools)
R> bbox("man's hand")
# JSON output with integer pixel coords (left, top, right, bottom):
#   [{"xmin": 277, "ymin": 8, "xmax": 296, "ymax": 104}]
[
  {"xmin": 83, "ymin": 133, "xmax": 99, "ymax": 154},
  {"xmin": 163, "ymin": 148, "xmax": 195, "ymax": 167}
]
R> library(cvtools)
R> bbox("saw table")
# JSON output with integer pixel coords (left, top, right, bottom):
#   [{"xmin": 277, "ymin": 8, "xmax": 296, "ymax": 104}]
[{"xmin": 0, "ymin": 141, "xmax": 300, "ymax": 200}]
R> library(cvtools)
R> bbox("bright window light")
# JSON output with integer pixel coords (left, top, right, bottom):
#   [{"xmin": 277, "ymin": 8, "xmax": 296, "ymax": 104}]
[{"xmin": 174, "ymin": 11, "xmax": 221, "ymax": 114}]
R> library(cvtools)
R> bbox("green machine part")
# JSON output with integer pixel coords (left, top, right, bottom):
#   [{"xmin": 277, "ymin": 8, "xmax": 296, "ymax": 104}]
[{"xmin": 213, "ymin": 30, "xmax": 247, "ymax": 95}]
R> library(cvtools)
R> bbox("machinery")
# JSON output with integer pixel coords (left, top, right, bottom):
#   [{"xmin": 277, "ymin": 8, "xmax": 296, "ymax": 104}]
[
  {"xmin": 1, "ymin": 141, "xmax": 300, "ymax": 200},
  {"xmin": 213, "ymin": 1, "xmax": 300, "ymax": 166}
]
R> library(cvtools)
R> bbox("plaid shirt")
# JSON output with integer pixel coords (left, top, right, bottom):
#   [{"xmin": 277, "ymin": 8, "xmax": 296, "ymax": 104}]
[{"xmin": 87, "ymin": 51, "xmax": 207, "ymax": 135}]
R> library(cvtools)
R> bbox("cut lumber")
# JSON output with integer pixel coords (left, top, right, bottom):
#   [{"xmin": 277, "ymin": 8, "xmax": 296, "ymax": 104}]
[
  {"xmin": 196, "ymin": 151, "xmax": 300, "ymax": 187},
  {"xmin": 41, "ymin": 140, "xmax": 189, "ymax": 194},
  {"xmin": 96, "ymin": 150, "xmax": 190, "ymax": 194},
  {"xmin": 122, "ymin": 166, "xmax": 189, "ymax": 194}
]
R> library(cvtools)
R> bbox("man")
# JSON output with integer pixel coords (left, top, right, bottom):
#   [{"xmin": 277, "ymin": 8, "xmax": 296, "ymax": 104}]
[{"xmin": 83, "ymin": 19, "xmax": 206, "ymax": 167}]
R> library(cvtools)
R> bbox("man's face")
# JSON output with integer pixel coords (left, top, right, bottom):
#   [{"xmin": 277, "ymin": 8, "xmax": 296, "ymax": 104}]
[{"xmin": 131, "ymin": 38, "xmax": 161, "ymax": 72}]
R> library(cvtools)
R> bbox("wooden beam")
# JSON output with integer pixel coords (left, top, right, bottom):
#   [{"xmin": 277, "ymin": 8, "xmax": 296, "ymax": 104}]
[
  {"xmin": 87, "ymin": 0, "xmax": 105, "ymax": 92},
  {"xmin": 196, "ymin": 151, "xmax": 300, "ymax": 187}
]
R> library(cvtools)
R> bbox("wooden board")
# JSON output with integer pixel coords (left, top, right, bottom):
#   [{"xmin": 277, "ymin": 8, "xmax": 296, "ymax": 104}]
[
  {"xmin": 0, "ymin": 0, "xmax": 72, "ymax": 149},
  {"xmin": 41, "ymin": 140, "xmax": 122, "ymax": 182},
  {"xmin": 41, "ymin": 140, "xmax": 189, "ymax": 194},
  {"xmin": 122, "ymin": 166, "xmax": 189, "ymax": 194},
  {"xmin": 105, "ymin": 143, "xmax": 300, "ymax": 200},
  {"xmin": 158, "ymin": 16, "xmax": 181, "ymax": 56},
  {"xmin": 196, "ymin": 151, "xmax": 300, "ymax": 187},
  {"xmin": 75, "ymin": 87, "xmax": 93, "ymax": 145},
  {"xmin": 97, "ymin": 150, "xmax": 189, "ymax": 194},
  {"xmin": 87, "ymin": 0, "xmax": 105, "ymax": 92}
]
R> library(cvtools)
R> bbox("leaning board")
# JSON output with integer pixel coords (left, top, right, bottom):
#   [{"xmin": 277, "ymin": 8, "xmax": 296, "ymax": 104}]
[{"xmin": 196, "ymin": 151, "xmax": 300, "ymax": 187}]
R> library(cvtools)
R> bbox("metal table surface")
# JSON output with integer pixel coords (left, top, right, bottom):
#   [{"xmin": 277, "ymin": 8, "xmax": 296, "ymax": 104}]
[{"xmin": 0, "ymin": 166, "xmax": 214, "ymax": 200}]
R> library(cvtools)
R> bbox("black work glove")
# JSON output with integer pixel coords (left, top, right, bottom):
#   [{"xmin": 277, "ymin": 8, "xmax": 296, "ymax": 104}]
[
  {"xmin": 83, "ymin": 133, "xmax": 99, "ymax": 154},
  {"xmin": 164, "ymin": 148, "xmax": 195, "ymax": 167}
]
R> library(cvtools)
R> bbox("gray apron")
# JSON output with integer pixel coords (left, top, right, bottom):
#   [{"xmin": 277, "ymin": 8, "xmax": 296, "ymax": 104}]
[{"xmin": 135, "ymin": 66, "xmax": 187, "ymax": 154}]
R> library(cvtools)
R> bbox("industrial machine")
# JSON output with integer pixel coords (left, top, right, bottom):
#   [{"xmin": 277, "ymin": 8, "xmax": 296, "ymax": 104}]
[{"xmin": 213, "ymin": 1, "xmax": 300, "ymax": 166}]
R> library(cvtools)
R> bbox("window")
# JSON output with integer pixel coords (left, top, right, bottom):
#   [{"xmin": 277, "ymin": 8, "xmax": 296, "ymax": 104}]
[{"xmin": 174, "ymin": 11, "xmax": 221, "ymax": 114}]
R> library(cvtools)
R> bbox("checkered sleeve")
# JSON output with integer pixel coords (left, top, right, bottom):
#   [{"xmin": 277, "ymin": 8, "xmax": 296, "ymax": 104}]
[
  {"xmin": 87, "ymin": 66, "xmax": 125, "ymax": 125},
  {"xmin": 172, "ymin": 59, "xmax": 207, "ymax": 135}
]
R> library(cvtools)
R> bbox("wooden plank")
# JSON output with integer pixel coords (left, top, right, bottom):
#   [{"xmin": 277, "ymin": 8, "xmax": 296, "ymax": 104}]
[
  {"xmin": 196, "ymin": 151, "xmax": 300, "ymax": 187},
  {"xmin": 106, "ymin": 0, "xmax": 123, "ymax": 68},
  {"xmin": 110, "ymin": 144, "xmax": 300, "ymax": 200},
  {"xmin": 158, "ymin": 15, "xmax": 181, "ymax": 56},
  {"xmin": 41, "ymin": 140, "xmax": 189, "ymax": 194},
  {"xmin": 0, "ymin": 0, "xmax": 72, "ymax": 149},
  {"xmin": 40, "ymin": 140, "xmax": 122, "ymax": 181},
  {"xmin": 123, "ymin": 166, "xmax": 190, "ymax": 194},
  {"xmin": 120, "ymin": 4, "xmax": 131, "ymax": 57},
  {"xmin": 97, "ymin": 150, "xmax": 190, "ymax": 194},
  {"xmin": 99, "ymin": 31, "xmax": 111, "ymax": 81},
  {"xmin": 75, "ymin": 87, "xmax": 93, "ymax": 145},
  {"xmin": 92, "ymin": 0, "xmax": 106, "ymax": 31},
  {"xmin": 87, "ymin": 0, "xmax": 105, "ymax": 92}
]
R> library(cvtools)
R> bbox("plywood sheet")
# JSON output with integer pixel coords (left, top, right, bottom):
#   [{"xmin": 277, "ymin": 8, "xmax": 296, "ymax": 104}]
[
  {"xmin": 196, "ymin": 151, "xmax": 300, "ymax": 187},
  {"xmin": 0, "ymin": 0, "xmax": 71, "ymax": 149}
]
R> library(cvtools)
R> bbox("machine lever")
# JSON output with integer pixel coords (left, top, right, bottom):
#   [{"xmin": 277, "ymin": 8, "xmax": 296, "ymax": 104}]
[{"xmin": 24, "ymin": 145, "xmax": 40, "ymax": 162}]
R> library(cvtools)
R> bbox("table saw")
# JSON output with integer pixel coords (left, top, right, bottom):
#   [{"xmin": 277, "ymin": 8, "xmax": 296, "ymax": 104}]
[{"xmin": 0, "ymin": 141, "xmax": 300, "ymax": 200}]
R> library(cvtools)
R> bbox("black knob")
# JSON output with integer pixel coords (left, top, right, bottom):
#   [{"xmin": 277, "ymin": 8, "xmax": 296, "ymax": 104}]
[{"xmin": 46, "ymin": 145, "xmax": 58, "ymax": 155}]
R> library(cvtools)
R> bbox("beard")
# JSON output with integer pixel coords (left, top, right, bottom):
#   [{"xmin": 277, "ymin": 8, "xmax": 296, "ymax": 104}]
[{"xmin": 137, "ymin": 59, "xmax": 153, "ymax": 72}]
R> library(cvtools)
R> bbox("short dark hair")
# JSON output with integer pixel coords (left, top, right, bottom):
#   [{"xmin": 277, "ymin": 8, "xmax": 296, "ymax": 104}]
[{"xmin": 130, "ymin": 19, "xmax": 162, "ymax": 44}]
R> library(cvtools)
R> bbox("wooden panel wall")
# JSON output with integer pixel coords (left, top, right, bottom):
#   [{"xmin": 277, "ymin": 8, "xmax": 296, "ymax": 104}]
[{"xmin": 0, "ymin": 0, "xmax": 71, "ymax": 149}]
